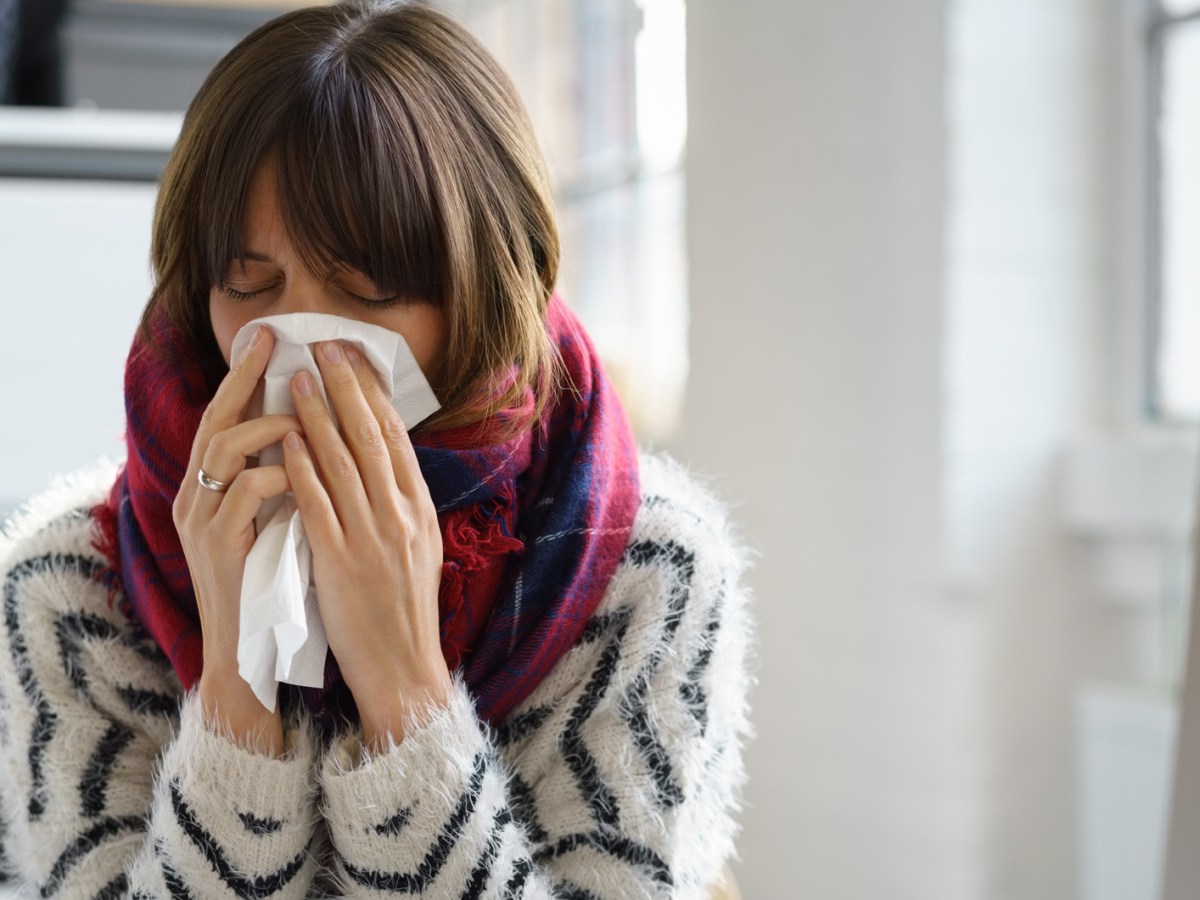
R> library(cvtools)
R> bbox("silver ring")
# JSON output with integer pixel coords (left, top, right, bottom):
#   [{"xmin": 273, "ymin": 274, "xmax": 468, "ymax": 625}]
[{"xmin": 197, "ymin": 468, "xmax": 231, "ymax": 493}]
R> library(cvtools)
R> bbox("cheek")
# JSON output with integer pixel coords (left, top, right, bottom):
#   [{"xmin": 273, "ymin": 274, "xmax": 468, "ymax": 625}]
[
  {"xmin": 402, "ymin": 309, "xmax": 449, "ymax": 383},
  {"xmin": 208, "ymin": 292, "xmax": 248, "ymax": 366},
  {"xmin": 380, "ymin": 305, "xmax": 449, "ymax": 384}
]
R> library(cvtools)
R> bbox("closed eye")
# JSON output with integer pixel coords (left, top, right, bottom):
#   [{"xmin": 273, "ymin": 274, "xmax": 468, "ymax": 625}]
[
  {"xmin": 343, "ymin": 288, "xmax": 407, "ymax": 308},
  {"xmin": 222, "ymin": 285, "xmax": 274, "ymax": 301}
]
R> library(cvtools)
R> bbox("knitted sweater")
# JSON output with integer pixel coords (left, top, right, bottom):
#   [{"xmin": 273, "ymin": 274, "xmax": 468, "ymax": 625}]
[{"xmin": 0, "ymin": 453, "xmax": 752, "ymax": 899}]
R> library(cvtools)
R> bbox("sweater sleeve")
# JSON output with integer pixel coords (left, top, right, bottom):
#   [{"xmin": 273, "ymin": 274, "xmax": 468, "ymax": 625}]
[
  {"xmin": 318, "ymin": 455, "xmax": 754, "ymax": 899},
  {"xmin": 0, "ymin": 500, "xmax": 320, "ymax": 899}
]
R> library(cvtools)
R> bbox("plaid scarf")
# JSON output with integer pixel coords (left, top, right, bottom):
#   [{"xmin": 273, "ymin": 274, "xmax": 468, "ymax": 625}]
[{"xmin": 95, "ymin": 297, "xmax": 640, "ymax": 726}]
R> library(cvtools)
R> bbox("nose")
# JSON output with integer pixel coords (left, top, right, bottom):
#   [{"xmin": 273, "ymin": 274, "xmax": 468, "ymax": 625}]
[{"xmin": 270, "ymin": 269, "xmax": 331, "ymax": 317}]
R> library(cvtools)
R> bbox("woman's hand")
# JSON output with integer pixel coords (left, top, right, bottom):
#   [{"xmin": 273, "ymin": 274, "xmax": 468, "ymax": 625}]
[
  {"xmin": 172, "ymin": 326, "xmax": 300, "ymax": 755},
  {"xmin": 282, "ymin": 340, "xmax": 452, "ymax": 749}
]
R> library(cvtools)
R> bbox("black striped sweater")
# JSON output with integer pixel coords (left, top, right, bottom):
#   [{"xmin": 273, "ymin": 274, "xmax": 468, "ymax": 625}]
[{"xmin": 0, "ymin": 453, "xmax": 751, "ymax": 898}]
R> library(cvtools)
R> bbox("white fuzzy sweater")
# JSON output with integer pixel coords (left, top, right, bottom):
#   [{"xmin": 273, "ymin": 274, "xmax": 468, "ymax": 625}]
[{"xmin": 0, "ymin": 454, "xmax": 751, "ymax": 899}]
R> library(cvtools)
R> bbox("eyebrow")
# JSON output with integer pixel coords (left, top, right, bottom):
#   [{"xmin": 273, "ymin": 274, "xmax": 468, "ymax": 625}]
[
  {"xmin": 224, "ymin": 252, "xmax": 378, "ymax": 289},
  {"xmin": 224, "ymin": 251, "xmax": 274, "ymax": 274}
]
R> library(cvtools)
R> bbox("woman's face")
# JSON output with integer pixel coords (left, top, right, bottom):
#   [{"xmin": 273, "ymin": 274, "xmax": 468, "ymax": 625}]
[{"xmin": 208, "ymin": 162, "xmax": 449, "ymax": 383}]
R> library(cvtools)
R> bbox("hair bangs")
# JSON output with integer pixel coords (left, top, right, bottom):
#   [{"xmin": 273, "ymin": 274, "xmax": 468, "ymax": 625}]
[
  {"xmin": 185, "ymin": 61, "xmax": 294, "ymax": 300},
  {"xmin": 148, "ymin": 1, "xmax": 561, "ymax": 432},
  {"xmin": 268, "ymin": 57, "xmax": 448, "ymax": 305}
]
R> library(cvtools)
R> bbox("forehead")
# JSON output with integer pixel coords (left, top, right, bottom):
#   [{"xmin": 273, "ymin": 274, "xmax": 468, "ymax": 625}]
[
  {"xmin": 201, "ymin": 104, "xmax": 448, "ymax": 299},
  {"xmin": 239, "ymin": 164, "xmax": 285, "ymax": 249},
  {"xmin": 230, "ymin": 160, "xmax": 335, "ymax": 274}
]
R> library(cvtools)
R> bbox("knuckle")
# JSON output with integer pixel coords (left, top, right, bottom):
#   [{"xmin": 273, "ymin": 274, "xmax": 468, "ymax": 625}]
[
  {"xmin": 354, "ymin": 366, "xmax": 378, "ymax": 394},
  {"xmin": 378, "ymin": 520, "xmax": 402, "ymax": 546},
  {"xmin": 378, "ymin": 502, "xmax": 406, "ymax": 540},
  {"xmin": 360, "ymin": 371, "xmax": 387, "ymax": 401},
  {"xmin": 427, "ymin": 523, "xmax": 443, "ymax": 555},
  {"xmin": 206, "ymin": 525, "xmax": 240, "ymax": 555},
  {"xmin": 253, "ymin": 466, "xmax": 279, "ymax": 488},
  {"xmin": 298, "ymin": 499, "xmax": 335, "ymax": 533},
  {"xmin": 294, "ymin": 490, "xmax": 324, "ymax": 519},
  {"xmin": 198, "ymin": 517, "xmax": 221, "ymax": 543},
  {"xmin": 206, "ymin": 430, "xmax": 229, "ymax": 459},
  {"xmin": 381, "ymin": 411, "xmax": 407, "ymax": 446},
  {"xmin": 231, "ymin": 468, "xmax": 260, "ymax": 493},
  {"xmin": 353, "ymin": 419, "xmax": 386, "ymax": 453},
  {"xmin": 328, "ymin": 451, "xmax": 359, "ymax": 483},
  {"xmin": 295, "ymin": 397, "xmax": 323, "ymax": 423},
  {"xmin": 328, "ymin": 366, "xmax": 358, "ymax": 392},
  {"xmin": 420, "ymin": 504, "xmax": 440, "ymax": 538},
  {"xmin": 198, "ymin": 402, "xmax": 217, "ymax": 429},
  {"xmin": 229, "ymin": 353, "xmax": 253, "ymax": 381}
]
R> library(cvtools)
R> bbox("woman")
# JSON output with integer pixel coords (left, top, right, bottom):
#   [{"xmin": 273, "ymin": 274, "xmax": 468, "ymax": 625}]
[{"xmin": 0, "ymin": 2, "xmax": 751, "ymax": 897}]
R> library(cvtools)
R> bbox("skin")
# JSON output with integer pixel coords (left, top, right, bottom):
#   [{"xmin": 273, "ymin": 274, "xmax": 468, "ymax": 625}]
[{"xmin": 172, "ymin": 163, "xmax": 454, "ymax": 756}]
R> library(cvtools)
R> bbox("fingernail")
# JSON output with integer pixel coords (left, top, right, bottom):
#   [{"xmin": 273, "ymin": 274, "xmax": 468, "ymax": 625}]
[
  {"xmin": 249, "ymin": 326, "xmax": 263, "ymax": 349},
  {"xmin": 295, "ymin": 372, "xmax": 315, "ymax": 397},
  {"xmin": 284, "ymin": 432, "xmax": 302, "ymax": 451},
  {"xmin": 346, "ymin": 346, "xmax": 362, "ymax": 369},
  {"xmin": 322, "ymin": 342, "xmax": 343, "ymax": 363}
]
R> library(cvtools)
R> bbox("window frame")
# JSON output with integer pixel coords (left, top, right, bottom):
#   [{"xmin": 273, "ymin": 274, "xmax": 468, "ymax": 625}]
[{"xmin": 1146, "ymin": 1, "xmax": 1200, "ymax": 423}]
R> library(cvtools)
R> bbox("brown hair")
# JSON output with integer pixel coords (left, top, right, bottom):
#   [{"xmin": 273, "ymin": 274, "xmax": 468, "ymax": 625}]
[{"xmin": 145, "ymin": 0, "xmax": 560, "ymax": 433}]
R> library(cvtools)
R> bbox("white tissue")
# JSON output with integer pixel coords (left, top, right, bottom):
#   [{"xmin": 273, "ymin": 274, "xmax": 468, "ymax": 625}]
[{"xmin": 228, "ymin": 313, "xmax": 441, "ymax": 712}]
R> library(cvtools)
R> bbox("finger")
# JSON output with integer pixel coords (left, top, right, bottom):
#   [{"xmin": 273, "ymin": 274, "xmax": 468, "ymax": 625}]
[
  {"xmin": 193, "ymin": 414, "xmax": 303, "ymax": 513},
  {"xmin": 281, "ymin": 431, "xmax": 343, "ymax": 549},
  {"xmin": 315, "ymin": 341, "xmax": 396, "ymax": 506},
  {"xmin": 188, "ymin": 326, "xmax": 276, "ymax": 475},
  {"xmin": 346, "ymin": 345, "xmax": 423, "ymax": 499},
  {"xmin": 209, "ymin": 465, "xmax": 291, "ymax": 535},
  {"xmin": 291, "ymin": 368, "xmax": 367, "ymax": 530}
]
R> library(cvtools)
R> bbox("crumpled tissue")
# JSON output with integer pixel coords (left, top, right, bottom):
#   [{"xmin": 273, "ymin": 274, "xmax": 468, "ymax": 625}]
[{"xmin": 227, "ymin": 313, "xmax": 441, "ymax": 712}]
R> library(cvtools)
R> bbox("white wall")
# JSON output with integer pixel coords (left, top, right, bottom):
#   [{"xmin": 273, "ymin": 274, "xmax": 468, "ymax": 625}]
[
  {"xmin": 680, "ymin": 1, "xmax": 1150, "ymax": 897},
  {"xmin": 676, "ymin": 2, "xmax": 982, "ymax": 897},
  {"xmin": 0, "ymin": 3, "xmax": 1153, "ymax": 896},
  {"xmin": 0, "ymin": 178, "xmax": 156, "ymax": 516},
  {"xmin": 948, "ymin": 2, "xmax": 1161, "ymax": 897}
]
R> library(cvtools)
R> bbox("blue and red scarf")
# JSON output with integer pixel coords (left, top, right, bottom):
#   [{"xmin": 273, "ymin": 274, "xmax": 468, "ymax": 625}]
[{"xmin": 95, "ymin": 297, "xmax": 640, "ymax": 726}]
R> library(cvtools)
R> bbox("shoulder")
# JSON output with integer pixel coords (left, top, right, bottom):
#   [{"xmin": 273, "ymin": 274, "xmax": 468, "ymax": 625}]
[
  {"xmin": 598, "ymin": 451, "xmax": 755, "ymax": 724},
  {"xmin": 601, "ymin": 451, "xmax": 753, "ymax": 637},
  {"xmin": 0, "ymin": 462, "xmax": 178, "ymax": 720},
  {"xmin": 629, "ymin": 450, "xmax": 750, "ymax": 580},
  {"xmin": 1, "ymin": 460, "xmax": 121, "ymax": 573},
  {"xmin": 0, "ymin": 461, "xmax": 122, "ymax": 609},
  {"xmin": 494, "ymin": 453, "xmax": 753, "ymax": 893},
  {"xmin": 513, "ymin": 450, "xmax": 754, "ymax": 722}
]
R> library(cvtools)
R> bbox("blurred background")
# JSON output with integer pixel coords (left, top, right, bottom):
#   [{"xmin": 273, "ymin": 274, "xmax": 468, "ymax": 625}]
[{"xmin": 2, "ymin": 0, "xmax": 1198, "ymax": 897}]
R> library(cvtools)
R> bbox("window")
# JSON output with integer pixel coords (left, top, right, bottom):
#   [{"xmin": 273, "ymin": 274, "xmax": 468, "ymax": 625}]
[
  {"xmin": 458, "ymin": 0, "xmax": 689, "ymax": 439},
  {"xmin": 11, "ymin": 0, "xmax": 690, "ymax": 438},
  {"xmin": 1152, "ymin": 1, "xmax": 1200, "ymax": 420}
]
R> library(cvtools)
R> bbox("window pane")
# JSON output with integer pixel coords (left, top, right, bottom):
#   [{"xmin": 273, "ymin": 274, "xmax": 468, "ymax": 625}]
[
  {"xmin": 461, "ymin": 0, "xmax": 688, "ymax": 439},
  {"xmin": 1157, "ymin": 20, "xmax": 1200, "ymax": 419},
  {"xmin": 1162, "ymin": 0, "xmax": 1200, "ymax": 18}
]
